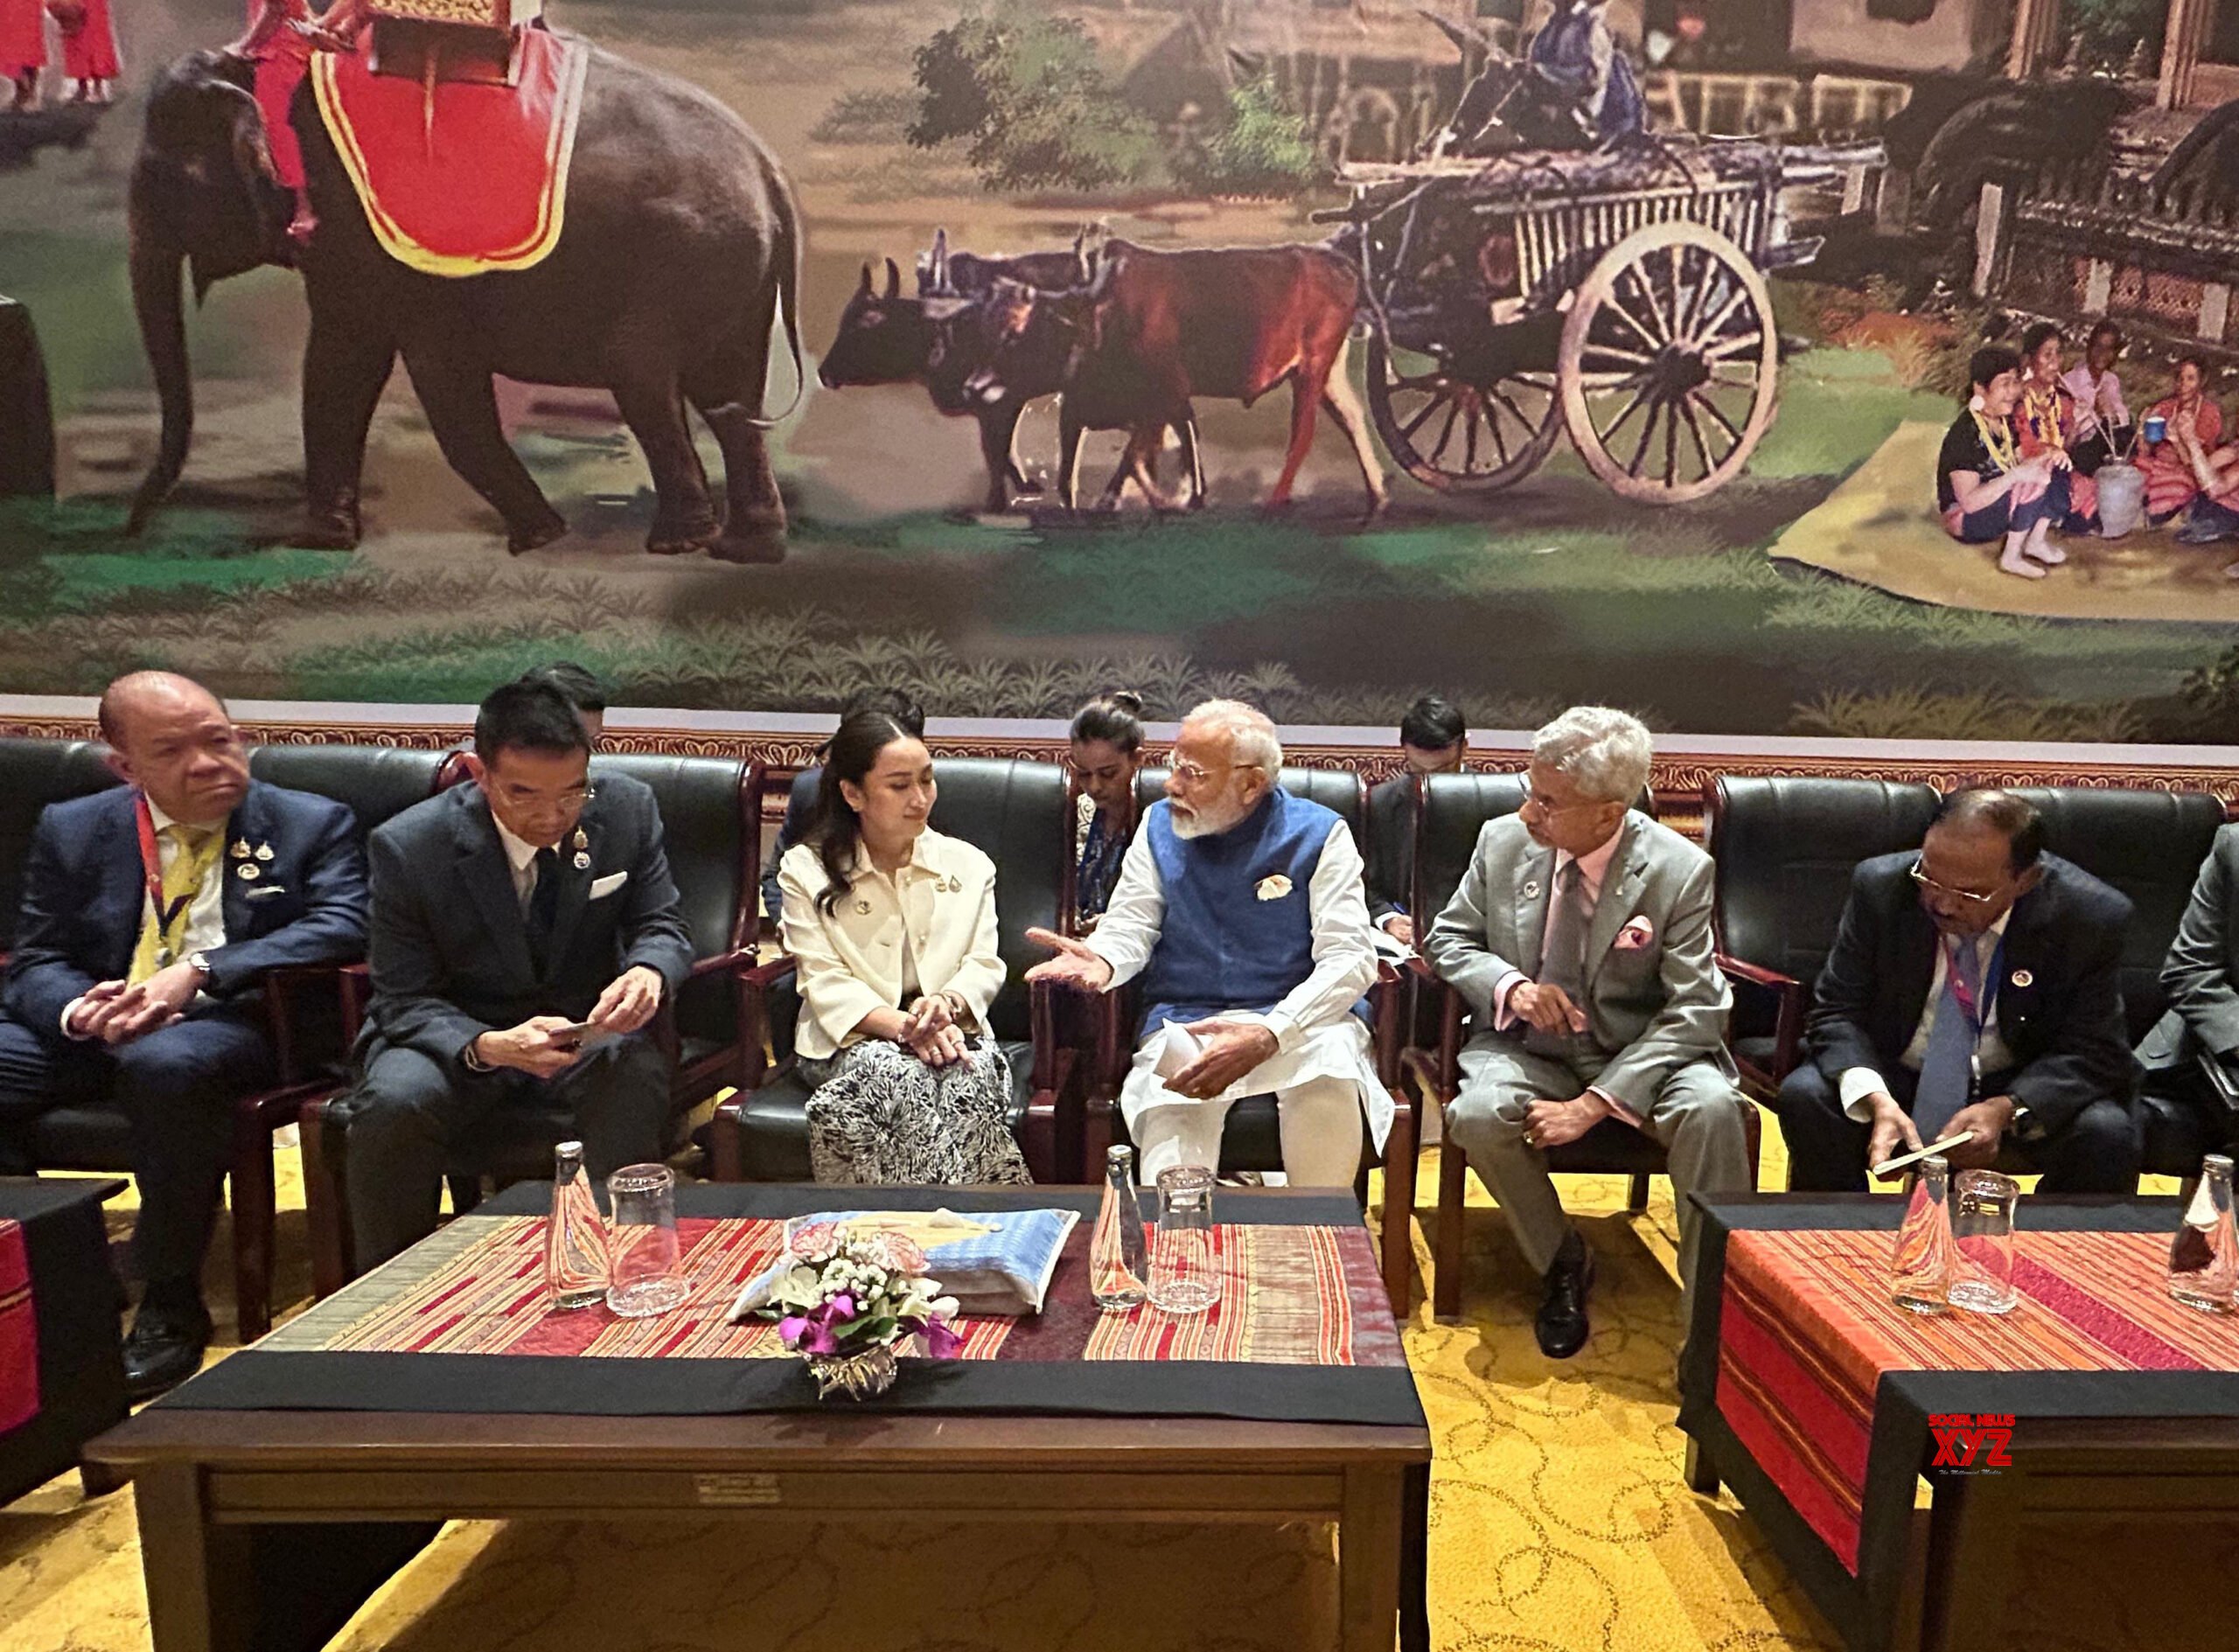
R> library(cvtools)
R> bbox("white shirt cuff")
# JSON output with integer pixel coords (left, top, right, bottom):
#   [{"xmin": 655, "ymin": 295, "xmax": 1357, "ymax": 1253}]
[
  {"xmin": 59, "ymin": 996, "xmax": 92, "ymax": 1040},
  {"xmin": 1838, "ymin": 1067, "xmax": 1889, "ymax": 1123}
]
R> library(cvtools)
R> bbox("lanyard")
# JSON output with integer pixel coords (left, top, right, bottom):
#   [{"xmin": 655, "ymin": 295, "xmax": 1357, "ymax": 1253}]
[{"xmin": 134, "ymin": 792, "xmax": 203, "ymax": 958}]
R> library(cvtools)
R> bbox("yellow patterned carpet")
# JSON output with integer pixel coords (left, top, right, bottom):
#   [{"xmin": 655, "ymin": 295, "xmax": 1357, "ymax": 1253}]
[{"xmin": 3, "ymin": 1141, "xmax": 1858, "ymax": 1652}]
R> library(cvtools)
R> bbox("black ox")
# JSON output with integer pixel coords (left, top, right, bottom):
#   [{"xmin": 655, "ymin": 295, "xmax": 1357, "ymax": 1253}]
[{"xmin": 818, "ymin": 228, "xmax": 1196, "ymax": 513}]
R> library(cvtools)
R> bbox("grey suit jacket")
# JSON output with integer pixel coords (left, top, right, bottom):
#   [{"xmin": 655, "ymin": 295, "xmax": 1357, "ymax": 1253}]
[
  {"xmin": 2143, "ymin": 822, "xmax": 2239, "ymax": 1073},
  {"xmin": 1423, "ymin": 812, "xmax": 1734, "ymax": 1113},
  {"xmin": 361, "ymin": 775, "xmax": 694, "ymax": 1072}
]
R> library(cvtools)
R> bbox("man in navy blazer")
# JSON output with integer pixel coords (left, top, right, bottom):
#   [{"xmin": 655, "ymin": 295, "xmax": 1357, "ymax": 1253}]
[
  {"xmin": 0, "ymin": 673, "xmax": 366, "ymax": 1396},
  {"xmin": 345, "ymin": 680, "xmax": 693, "ymax": 1272},
  {"xmin": 1775, "ymin": 790, "xmax": 2140, "ymax": 1192}
]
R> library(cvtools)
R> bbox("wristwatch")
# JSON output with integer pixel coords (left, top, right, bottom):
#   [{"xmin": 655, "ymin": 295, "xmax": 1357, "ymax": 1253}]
[{"xmin": 185, "ymin": 951, "xmax": 214, "ymax": 986}]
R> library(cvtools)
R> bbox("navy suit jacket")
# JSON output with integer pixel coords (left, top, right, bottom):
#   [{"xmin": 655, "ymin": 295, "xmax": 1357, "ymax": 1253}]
[
  {"xmin": 1805, "ymin": 851, "xmax": 2138, "ymax": 1133},
  {"xmin": 2, "ymin": 781, "xmax": 368, "ymax": 1037},
  {"xmin": 362, "ymin": 776, "xmax": 694, "ymax": 1071}
]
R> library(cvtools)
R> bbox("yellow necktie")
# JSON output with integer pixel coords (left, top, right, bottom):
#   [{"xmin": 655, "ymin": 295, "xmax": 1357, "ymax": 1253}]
[{"xmin": 130, "ymin": 824, "xmax": 223, "ymax": 985}]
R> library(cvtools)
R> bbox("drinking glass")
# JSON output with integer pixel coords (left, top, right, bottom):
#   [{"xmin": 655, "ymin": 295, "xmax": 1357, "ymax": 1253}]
[
  {"xmin": 604, "ymin": 1163, "xmax": 689, "ymax": 1318},
  {"xmin": 1948, "ymin": 1169, "xmax": 2020, "ymax": 1315},
  {"xmin": 1147, "ymin": 1164, "xmax": 1221, "ymax": 1315}
]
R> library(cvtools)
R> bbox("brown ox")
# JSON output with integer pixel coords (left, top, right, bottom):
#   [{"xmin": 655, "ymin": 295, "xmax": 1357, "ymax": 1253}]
[{"xmin": 967, "ymin": 240, "xmax": 1386, "ymax": 515}]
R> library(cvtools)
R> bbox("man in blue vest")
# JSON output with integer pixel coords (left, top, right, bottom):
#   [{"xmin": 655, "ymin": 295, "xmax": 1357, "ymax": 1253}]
[{"xmin": 1028, "ymin": 700, "xmax": 1384, "ymax": 1187}]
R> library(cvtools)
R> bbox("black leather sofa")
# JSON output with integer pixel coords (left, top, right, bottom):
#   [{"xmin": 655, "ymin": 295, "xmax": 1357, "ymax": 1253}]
[
  {"xmin": 710, "ymin": 758, "xmax": 1082, "ymax": 1187},
  {"xmin": 1704, "ymin": 776, "xmax": 1942, "ymax": 1098}
]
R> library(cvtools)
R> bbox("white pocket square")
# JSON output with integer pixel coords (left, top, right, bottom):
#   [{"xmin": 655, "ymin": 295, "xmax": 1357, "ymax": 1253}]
[
  {"xmin": 244, "ymin": 885, "xmax": 289, "ymax": 900},
  {"xmin": 1614, "ymin": 916, "xmax": 1656, "ymax": 951},
  {"xmin": 588, "ymin": 872, "xmax": 629, "ymax": 901}
]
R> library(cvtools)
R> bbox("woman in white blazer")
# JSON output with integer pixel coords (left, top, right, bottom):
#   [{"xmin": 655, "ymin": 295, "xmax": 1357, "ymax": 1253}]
[{"xmin": 777, "ymin": 708, "xmax": 1027, "ymax": 1184}]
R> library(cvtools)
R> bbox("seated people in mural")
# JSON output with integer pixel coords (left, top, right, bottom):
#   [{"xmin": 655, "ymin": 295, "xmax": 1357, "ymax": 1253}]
[
  {"xmin": 2138, "ymin": 355, "xmax": 2222, "ymax": 524},
  {"xmin": 1774, "ymin": 790, "xmax": 2140, "ymax": 1196},
  {"xmin": 2140, "ymin": 822, "xmax": 2239, "ymax": 1154},
  {"xmin": 0, "ymin": 672, "xmax": 366, "ymax": 1397},
  {"xmin": 2012, "ymin": 324, "xmax": 2097, "ymax": 532},
  {"xmin": 1027, "ymin": 700, "xmax": 1385, "ymax": 1190},
  {"xmin": 1936, "ymin": 345, "xmax": 2073, "ymax": 582},
  {"xmin": 778, "ymin": 708, "xmax": 1027, "ymax": 1187},
  {"xmin": 1525, "ymin": 0, "xmax": 1647, "ymax": 149},
  {"xmin": 345, "ymin": 680, "xmax": 689, "ymax": 1270},
  {"xmin": 1365, "ymin": 694, "xmax": 1468, "ymax": 948},
  {"xmin": 2061, "ymin": 319, "xmax": 2132, "ymax": 477},
  {"xmin": 3, "ymin": 0, "xmax": 45, "ymax": 110},
  {"xmin": 234, "ymin": 0, "xmax": 371, "ymax": 59},
  {"xmin": 761, "ymin": 688, "xmax": 924, "ymax": 931},
  {"xmin": 1423, "ymin": 707, "xmax": 1748, "ymax": 1358},
  {"xmin": 1069, "ymin": 692, "xmax": 1147, "ymax": 933}
]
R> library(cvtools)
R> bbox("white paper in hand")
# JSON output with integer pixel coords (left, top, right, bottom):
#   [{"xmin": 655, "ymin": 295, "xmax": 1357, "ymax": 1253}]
[{"xmin": 1151, "ymin": 1021, "xmax": 1203, "ymax": 1087}]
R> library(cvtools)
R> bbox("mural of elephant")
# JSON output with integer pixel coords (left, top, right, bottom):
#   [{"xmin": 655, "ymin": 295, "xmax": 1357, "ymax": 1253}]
[{"xmin": 126, "ymin": 42, "xmax": 802, "ymax": 561}]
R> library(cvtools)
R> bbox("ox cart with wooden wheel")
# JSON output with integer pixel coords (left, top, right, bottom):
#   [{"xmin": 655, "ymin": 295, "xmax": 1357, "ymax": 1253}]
[{"xmin": 1322, "ymin": 136, "xmax": 1885, "ymax": 504}]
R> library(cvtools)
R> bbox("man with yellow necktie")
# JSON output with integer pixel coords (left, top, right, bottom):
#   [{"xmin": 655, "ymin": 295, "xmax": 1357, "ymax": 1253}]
[{"xmin": 0, "ymin": 673, "xmax": 367, "ymax": 1396}]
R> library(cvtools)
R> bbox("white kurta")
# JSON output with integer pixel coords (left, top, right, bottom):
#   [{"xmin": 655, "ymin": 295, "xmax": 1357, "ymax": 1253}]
[{"xmin": 1085, "ymin": 815, "xmax": 1391, "ymax": 1152}]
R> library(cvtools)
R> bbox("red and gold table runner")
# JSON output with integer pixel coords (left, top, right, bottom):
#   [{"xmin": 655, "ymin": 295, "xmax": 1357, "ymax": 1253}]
[
  {"xmin": 1715, "ymin": 1226, "xmax": 2239, "ymax": 1572},
  {"xmin": 0, "ymin": 1218, "xmax": 36, "ymax": 1439},
  {"xmin": 269, "ymin": 1213, "xmax": 1400, "ymax": 1370}
]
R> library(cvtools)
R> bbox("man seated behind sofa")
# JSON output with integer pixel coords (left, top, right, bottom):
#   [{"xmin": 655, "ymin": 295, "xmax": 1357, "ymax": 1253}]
[
  {"xmin": 0, "ymin": 671, "xmax": 366, "ymax": 1395},
  {"xmin": 344, "ymin": 679, "xmax": 693, "ymax": 1271},
  {"xmin": 1775, "ymin": 788, "xmax": 2140, "ymax": 1193},
  {"xmin": 1027, "ymin": 699, "xmax": 1385, "ymax": 1188}
]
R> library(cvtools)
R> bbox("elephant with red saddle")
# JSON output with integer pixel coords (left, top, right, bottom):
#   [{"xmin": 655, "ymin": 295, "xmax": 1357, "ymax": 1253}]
[{"xmin": 127, "ymin": 41, "xmax": 802, "ymax": 561}]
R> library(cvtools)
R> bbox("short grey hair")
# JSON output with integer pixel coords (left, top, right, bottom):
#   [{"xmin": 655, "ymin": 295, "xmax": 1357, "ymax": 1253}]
[
  {"xmin": 1531, "ymin": 706, "xmax": 1651, "ymax": 805},
  {"xmin": 1182, "ymin": 699, "xmax": 1283, "ymax": 774}
]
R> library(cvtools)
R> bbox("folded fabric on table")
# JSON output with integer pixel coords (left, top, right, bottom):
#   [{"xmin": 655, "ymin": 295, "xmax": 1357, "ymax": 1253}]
[{"xmin": 729, "ymin": 1209, "xmax": 1080, "ymax": 1319}]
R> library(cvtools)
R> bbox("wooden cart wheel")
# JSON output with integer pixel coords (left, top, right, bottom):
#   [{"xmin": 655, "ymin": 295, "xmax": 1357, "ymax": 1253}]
[
  {"xmin": 1365, "ymin": 331, "xmax": 1560, "ymax": 493},
  {"xmin": 1556, "ymin": 221, "xmax": 1779, "ymax": 505}
]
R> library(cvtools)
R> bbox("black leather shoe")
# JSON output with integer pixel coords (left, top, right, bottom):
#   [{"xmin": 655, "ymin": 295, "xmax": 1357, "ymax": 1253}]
[
  {"xmin": 1534, "ymin": 1231, "xmax": 1595, "ymax": 1361},
  {"xmin": 122, "ymin": 1296, "xmax": 212, "ymax": 1401}
]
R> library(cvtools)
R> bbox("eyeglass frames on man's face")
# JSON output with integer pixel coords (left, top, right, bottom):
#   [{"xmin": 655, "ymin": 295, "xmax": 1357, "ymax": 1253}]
[
  {"xmin": 1908, "ymin": 859, "xmax": 2005, "ymax": 908},
  {"xmin": 1519, "ymin": 784, "xmax": 1606, "ymax": 816},
  {"xmin": 499, "ymin": 781, "xmax": 596, "ymax": 813}
]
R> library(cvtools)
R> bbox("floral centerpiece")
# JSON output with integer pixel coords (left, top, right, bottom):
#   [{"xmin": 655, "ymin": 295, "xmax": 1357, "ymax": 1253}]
[{"xmin": 759, "ymin": 1222, "xmax": 964, "ymax": 1398}]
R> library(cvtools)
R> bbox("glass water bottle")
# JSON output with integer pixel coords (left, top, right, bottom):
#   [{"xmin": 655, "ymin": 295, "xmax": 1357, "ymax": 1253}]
[
  {"xmin": 1890, "ymin": 1154, "xmax": 1957, "ymax": 1314},
  {"xmin": 1090, "ymin": 1145, "xmax": 1149, "ymax": 1311},
  {"xmin": 2168, "ymin": 1154, "xmax": 2238, "ymax": 1314},
  {"xmin": 545, "ymin": 1140, "xmax": 610, "ymax": 1310}
]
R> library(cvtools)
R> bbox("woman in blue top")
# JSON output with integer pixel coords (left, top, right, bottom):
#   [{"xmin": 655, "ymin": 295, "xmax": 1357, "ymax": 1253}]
[{"xmin": 1069, "ymin": 693, "xmax": 1145, "ymax": 933}]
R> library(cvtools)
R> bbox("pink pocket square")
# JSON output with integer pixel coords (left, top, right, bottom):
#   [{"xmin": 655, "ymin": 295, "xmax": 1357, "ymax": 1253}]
[{"xmin": 1613, "ymin": 917, "xmax": 1656, "ymax": 951}]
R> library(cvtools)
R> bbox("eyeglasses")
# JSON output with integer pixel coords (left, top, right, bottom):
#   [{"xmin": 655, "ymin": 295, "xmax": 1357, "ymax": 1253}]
[
  {"xmin": 1519, "ymin": 786, "xmax": 1608, "ymax": 816},
  {"xmin": 1169, "ymin": 757, "xmax": 1268, "ymax": 787},
  {"xmin": 499, "ymin": 782, "xmax": 596, "ymax": 812},
  {"xmin": 1908, "ymin": 859, "xmax": 2005, "ymax": 909}
]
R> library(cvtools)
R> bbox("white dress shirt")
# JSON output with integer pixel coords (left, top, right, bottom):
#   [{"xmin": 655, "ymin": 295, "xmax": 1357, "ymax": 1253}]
[
  {"xmin": 1086, "ymin": 812, "xmax": 1391, "ymax": 1147},
  {"xmin": 492, "ymin": 812, "xmax": 550, "ymax": 912},
  {"xmin": 62, "ymin": 797, "xmax": 228, "ymax": 1038},
  {"xmin": 1839, "ymin": 910, "xmax": 2016, "ymax": 1121}
]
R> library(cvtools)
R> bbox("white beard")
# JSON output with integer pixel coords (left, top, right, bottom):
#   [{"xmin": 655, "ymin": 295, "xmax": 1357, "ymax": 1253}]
[{"xmin": 1169, "ymin": 790, "xmax": 1251, "ymax": 840}]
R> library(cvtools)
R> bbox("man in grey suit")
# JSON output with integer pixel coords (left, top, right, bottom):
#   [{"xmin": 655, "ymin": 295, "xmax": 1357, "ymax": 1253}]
[
  {"xmin": 2140, "ymin": 823, "xmax": 2239, "ymax": 1157},
  {"xmin": 345, "ymin": 680, "xmax": 694, "ymax": 1270},
  {"xmin": 1425, "ymin": 707, "xmax": 1749, "ymax": 1358}
]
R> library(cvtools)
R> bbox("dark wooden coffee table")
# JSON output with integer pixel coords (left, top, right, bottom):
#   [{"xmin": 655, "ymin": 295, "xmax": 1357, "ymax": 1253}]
[
  {"xmin": 89, "ymin": 1181, "xmax": 1432, "ymax": 1652},
  {"xmin": 93, "ymin": 1406, "xmax": 1427, "ymax": 1652}
]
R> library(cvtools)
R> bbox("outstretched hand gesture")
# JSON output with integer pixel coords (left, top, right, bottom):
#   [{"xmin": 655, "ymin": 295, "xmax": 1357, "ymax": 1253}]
[{"xmin": 1024, "ymin": 927, "xmax": 1114, "ymax": 993}]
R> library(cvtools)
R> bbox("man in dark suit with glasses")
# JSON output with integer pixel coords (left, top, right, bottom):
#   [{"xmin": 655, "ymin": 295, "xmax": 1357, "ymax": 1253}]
[
  {"xmin": 342, "ymin": 680, "xmax": 692, "ymax": 1270},
  {"xmin": 1774, "ymin": 789, "xmax": 2140, "ymax": 1192}
]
